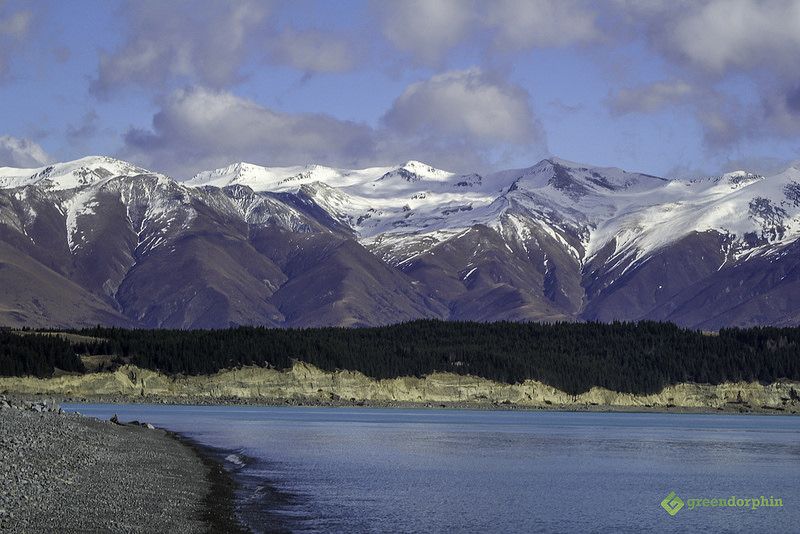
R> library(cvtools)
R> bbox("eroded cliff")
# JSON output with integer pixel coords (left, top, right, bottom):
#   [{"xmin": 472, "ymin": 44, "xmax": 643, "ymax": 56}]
[{"xmin": 1, "ymin": 362, "xmax": 799, "ymax": 413}]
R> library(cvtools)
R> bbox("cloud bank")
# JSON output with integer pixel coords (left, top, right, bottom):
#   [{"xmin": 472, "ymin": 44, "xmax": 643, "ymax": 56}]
[
  {"xmin": 122, "ymin": 68, "xmax": 546, "ymax": 178},
  {"xmin": 3, "ymin": 0, "xmax": 800, "ymax": 178},
  {"xmin": 0, "ymin": 136, "xmax": 50, "ymax": 167}
]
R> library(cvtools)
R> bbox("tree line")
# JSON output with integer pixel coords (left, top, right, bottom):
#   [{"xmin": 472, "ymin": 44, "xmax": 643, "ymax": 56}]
[
  {"xmin": 1, "ymin": 321, "xmax": 799, "ymax": 395},
  {"xmin": 0, "ymin": 331, "xmax": 85, "ymax": 377}
]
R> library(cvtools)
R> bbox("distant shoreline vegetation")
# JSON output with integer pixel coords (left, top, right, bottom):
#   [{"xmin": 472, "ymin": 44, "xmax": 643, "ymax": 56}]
[{"xmin": 1, "ymin": 321, "xmax": 800, "ymax": 396}]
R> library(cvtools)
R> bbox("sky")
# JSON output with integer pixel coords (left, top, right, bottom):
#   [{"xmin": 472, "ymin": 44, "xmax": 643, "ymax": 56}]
[{"xmin": 1, "ymin": 0, "xmax": 800, "ymax": 180}]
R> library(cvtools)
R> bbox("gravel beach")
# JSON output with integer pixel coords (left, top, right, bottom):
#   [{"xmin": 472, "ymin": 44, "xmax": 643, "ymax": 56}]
[{"xmin": 0, "ymin": 396, "xmax": 242, "ymax": 533}]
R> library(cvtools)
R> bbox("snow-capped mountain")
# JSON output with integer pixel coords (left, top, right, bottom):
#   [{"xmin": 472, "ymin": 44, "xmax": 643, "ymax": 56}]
[
  {"xmin": 188, "ymin": 157, "xmax": 800, "ymax": 270},
  {"xmin": 0, "ymin": 156, "xmax": 147, "ymax": 190},
  {"xmin": 1, "ymin": 155, "xmax": 799, "ymax": 329}
]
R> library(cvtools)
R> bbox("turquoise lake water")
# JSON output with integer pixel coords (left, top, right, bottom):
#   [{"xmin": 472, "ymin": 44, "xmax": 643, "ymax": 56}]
[{"xmin": 65, "ymin": 405, "xmax": 800, "ymax": 533}]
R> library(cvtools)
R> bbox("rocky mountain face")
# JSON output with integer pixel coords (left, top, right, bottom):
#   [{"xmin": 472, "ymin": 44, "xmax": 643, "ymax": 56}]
[{"xmin": 1, "ymin": 155, "xmax": 799, "ymax": 329}]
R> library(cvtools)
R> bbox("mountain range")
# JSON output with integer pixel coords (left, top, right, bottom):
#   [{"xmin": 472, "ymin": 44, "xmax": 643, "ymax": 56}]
[{"xmin": 1, "ymin": 155, "xmax": 798, "ymax": 329}]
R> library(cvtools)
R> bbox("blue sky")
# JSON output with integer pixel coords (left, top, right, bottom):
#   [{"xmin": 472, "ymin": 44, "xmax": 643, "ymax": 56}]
[{"xmin": 1, "ymin": 0, "xmax": 799, "ymax": 179}]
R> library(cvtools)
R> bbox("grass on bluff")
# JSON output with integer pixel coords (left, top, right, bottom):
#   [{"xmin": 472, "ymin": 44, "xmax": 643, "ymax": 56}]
[{"xmin": 1, "ymin": 320, "xmax": 800, "ymax": 396}]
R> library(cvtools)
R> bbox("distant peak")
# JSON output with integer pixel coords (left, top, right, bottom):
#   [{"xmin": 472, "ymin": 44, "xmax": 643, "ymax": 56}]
[
  {"xmin": 538, "ymin": 156, "xmax": 617, "ymax": 171},
  {"xmin": 682, "ymin": 170, "xmax": 765, "ymax": 187},
  {"xmin": 208, "ymin": 162, "xmax": 332, "ymax": 176},
  {"xmin": 225, "ymin": 161, "xmax": 257, "ymax": 173},
  {"xmin": 377, "ymin": 161, "xmax": 453, "ymax": 183},
  {"xmin": 0, "ymin": 155, "xmax": 150, "ymax": 190},
  {"xmin": 191, "ymin": 162, "xmax": 268, "ymax": 183},
  {"xmin": 400, "ymin": 160, "xmax": 433, "ymax": 170},
  {"xmin": 58, "ymin": 155, "xmax": 147, "ymax": 173},
  {"xmin": 510, "ymin": 157, "xmax": 667, "ymax": 197},
  {"xmin": 721, "ymin": 170, "xmax": 761, "ymax": 179},
  {"xmin": 78, "ymin": 155, "xmax": 132, "ymax": 165},
  {"xmin": 522, "ymin": 157, "xmax": 587, "ymax": 178},
  {"xmin": 543, "ymin": 156, "xmax": 580, "ymax": 167},
  {"xmin": 720, "ymin": 170, "xmax": 763, "ymax": 188}
]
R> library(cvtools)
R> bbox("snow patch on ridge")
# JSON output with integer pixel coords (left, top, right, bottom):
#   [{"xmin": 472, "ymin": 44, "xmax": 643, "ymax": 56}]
[{"xmin": 63, "ymin": 188, "xmax": 99, "ymax": 251}]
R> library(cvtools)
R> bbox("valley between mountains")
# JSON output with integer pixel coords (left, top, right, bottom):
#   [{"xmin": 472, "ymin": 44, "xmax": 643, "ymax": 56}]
[{"xmin": 1, "ymin": 155, "xmax": 799, "ymax": 329}]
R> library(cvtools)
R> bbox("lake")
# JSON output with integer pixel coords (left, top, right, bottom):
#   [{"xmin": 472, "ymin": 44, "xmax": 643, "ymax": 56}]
[{"xmin": 65, "ymin": 405, "xmax": 800, "ymax": 533}]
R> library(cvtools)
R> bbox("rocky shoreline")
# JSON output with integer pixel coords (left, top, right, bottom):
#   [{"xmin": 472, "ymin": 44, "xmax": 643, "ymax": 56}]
[
  {"xmin": 0, "ymin": 395, "xmax": 244, "ymax": 533},
  {"xmin": 8, "ymin": 391, "xmax": 795, "ymax": 417},
  {"xmin": 49, "ymin": 395, "xmax": 798, "ymax": 415}
]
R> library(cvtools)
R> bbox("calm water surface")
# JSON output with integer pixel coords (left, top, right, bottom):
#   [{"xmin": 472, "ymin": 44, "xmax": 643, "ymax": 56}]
[{"xmin": 65, "ymin": 405, "xmax": 800, "ymax": 533}]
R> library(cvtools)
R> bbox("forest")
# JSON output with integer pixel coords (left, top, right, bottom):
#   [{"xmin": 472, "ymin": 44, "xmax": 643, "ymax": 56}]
[
  {"xmin": 0, "ymin": 330, "xmax": 85, "ymax": 377},
  {"xmin": 1, "ymin": 320, "xmax": 799, "ymax": 395}
]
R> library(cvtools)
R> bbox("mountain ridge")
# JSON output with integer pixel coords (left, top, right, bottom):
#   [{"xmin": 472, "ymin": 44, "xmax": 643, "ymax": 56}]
[{"xmin": 1, "ymin": 154, "xmax": 798, "ymax": 329}]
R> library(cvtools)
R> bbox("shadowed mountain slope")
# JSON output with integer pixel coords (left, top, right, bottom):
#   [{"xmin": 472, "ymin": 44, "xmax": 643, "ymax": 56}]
[{"xmin": 1, "ymin": 156, "xmax": 799, "ymax": 328}]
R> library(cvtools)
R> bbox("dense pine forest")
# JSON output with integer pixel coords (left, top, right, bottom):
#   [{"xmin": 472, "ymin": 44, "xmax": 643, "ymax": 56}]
[
  {"xmin": 1, "ymin": 321, "xmax": 800, "ymax": 395},
  {"xmin": 0, "ymin": 331, "xmax": 85, "ymax": 377}
]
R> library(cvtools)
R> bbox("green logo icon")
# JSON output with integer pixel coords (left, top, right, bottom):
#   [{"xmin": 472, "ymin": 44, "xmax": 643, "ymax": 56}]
[{"xmin": 661, "ymin": 491, "xmax": 685, "ymax": 516}]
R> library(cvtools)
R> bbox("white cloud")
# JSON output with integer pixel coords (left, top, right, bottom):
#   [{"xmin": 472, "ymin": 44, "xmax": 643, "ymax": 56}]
[
  {"xmin": 375, "ymin": 0, "xmax": 601, "ymax": 64},
  {"xmin": 92, "ymin": 1, "xmax": 370, "ymax": 94},
  {"xmin": 266, "ymin": 28, "xmax": 358, "ymax": 73},
  {"xmin": 0, "ymin": 135, "xmax": 50, "ymax": 167},
  {"xmin": 121, "ymin": 69, "xmax": 547, "ymax": 178},
  {"xmin": 66, "ymin": 111, "xmax": 100, "ymax": 142},
  {"xmin": 698, "ymin": 107, "xmax": 743, "ymax": 148},
  {"xmin": 756, "ymin": 84, "xmax": 800, "ymax": 139},
  {"xmin": 662, "ymin": 0, "xmax": 800, "ymax": 73},
  {"xmin": 486, "ymin": 0, "xmax": 601, "ymax": 50},
  {"xmin": 603, "ymin": 1, "xmax": 800, "ymax": 147},
  {"xmin": 92, "ymin": 0, "xmax": 268, "ymax": 95},
  {"xmin": 608, "ymin": 81, "xmax": 695, "ymax": 115},
  {"xmin": 383, "ymin": 68, "xmax": 543, "ymax": 146},
  {"xmin": 376, "ymin": 0, "xmax": 476, "ymax": 65},
  {"xmin": 122, "ymin": 87, "xmax": 377, "ymax": 177}
]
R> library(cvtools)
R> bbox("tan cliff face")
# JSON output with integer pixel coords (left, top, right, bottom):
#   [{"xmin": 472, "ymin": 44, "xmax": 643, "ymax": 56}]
[{"xmin": 1, "ymin": 362, "xmax": 798, "ymax": 412}]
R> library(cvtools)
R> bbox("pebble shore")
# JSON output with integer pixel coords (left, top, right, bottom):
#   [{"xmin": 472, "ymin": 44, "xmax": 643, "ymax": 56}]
[{"xmin": 0, "ymin": 395, "xmax": 239, "ymax": 533}]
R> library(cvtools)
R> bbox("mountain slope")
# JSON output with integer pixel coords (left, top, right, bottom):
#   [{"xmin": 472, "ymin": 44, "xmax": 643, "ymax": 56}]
[
  {"xmin": 0, "ymin": 158, "xmax": 445, "ymax": 327},
  {"xmin": 0, "ymin": 155, "xmax": 799, "ymax": 328}
]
